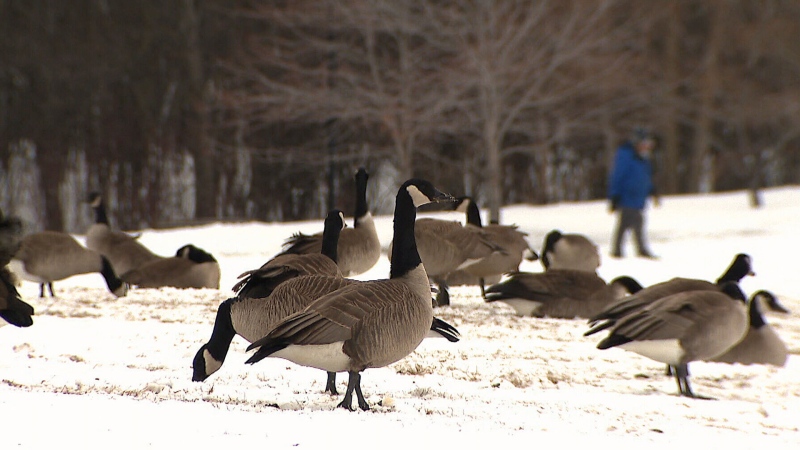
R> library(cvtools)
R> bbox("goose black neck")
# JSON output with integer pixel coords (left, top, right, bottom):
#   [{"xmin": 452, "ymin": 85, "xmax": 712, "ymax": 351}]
[
  {"xmin": 390, "ymin": 188, "xmax": 422, "ymax": 279},
  {"xmin": 99, "ymin": 256, "xmax": 124, "ymax": 292},
  {"xmin": 94, "ymin": 203, "xmax": 109, "ymax": 225},
  {"xmin": 542, "ymin": 231, "xmax": 563, "ymax": 269},
  {"xmin": 717, "ymin": 255, "xmax": 750, "ymax": 283},
  {"xmin": 748, "ymin": 295, "xmax": 766, "ymax": 328},
  {"xmin": 320, "ymin": 223, "xmax": 341, "ymax": 264},
  {"xmin": 207, "ymin": 299, "xmax": 237, "ymax": 360},
  {"xmin": 192, "ymin": 299, "xmax": 237, "ymax": 381},
  {"xmin": 353, "ymin": 169, "xmax": 369, "ymax": 224},
  {"xmin": 465, "ymin": 201, "xmax": 483, "ymax": 227}
]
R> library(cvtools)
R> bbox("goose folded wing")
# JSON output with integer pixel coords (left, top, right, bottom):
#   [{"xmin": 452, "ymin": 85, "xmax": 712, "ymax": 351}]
[
  {"xmin": 604, "ymin": 295, "xmax": 711, "ymax": 343},
  {"xmin": 249, "ymin": 285, "xmax": 398, "ymax": 349}
]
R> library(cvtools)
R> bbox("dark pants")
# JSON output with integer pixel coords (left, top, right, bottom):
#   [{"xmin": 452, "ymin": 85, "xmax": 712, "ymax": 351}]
[{"xmin": 612, "ymin": 207, "xmax": 652, "ymax": 257}]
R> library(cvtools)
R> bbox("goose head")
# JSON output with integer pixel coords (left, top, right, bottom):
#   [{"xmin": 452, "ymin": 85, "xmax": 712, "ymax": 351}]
[
  {"xmin": 751, "ymin": 290, "xmax": 790, "ymax": 314},
  {"xmin": 402, "ymin": 179, "xmax": 455, "ymax": 207},
  {"xmin": 176, "ymin": 245, "xmax": 218, "ymax": 263},
  {"xmin": 717, "ymin": 253, "xmax": 755, "ymax": 283}
]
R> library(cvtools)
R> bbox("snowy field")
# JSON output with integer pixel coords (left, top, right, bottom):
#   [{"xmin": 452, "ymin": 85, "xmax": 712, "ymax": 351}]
[{"xmin": 2, "ymin": 187, "xmax": 799, "ymax": 449}]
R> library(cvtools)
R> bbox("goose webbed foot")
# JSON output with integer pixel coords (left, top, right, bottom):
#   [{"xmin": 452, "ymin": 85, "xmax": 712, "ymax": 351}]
[
  {"xmin": 337, "ymin": 371, "xmax": 369, "ymax": 411},
  {"xmin": 325, "ymin": 371, "xmax": 339, "ymax": 395},
  {"xmin": 673, "ymin": 364, "xmax": 715, "ymax": 400}
]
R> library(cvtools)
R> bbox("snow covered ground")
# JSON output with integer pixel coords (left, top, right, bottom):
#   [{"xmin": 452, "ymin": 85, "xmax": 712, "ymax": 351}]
[{"xmin": 2, "ymin": 187, "xmax": 799, "ymax": 449}]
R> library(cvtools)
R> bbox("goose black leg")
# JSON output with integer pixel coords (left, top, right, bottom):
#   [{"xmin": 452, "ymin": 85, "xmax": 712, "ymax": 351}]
[
  {"xmin": 674, "ymin": 364, "xmax": 714, "ymax": 400},
  {"xmin": 48, "ymin": 282, "xmax": 55, "ymax": 297},
  {"xmin": 337, "ymin": 371, "xmax": 369, "ymax": 411},
  {"xmin": 479, "ymin": 278, "xmax": 486, "ymax": 298},
  {"xmin": 39, "ymin": 283, "xmax": 45, "ymax": 298},
  {"xmin": 434, "ymin": 282, "xmax": 450, "ymax": 307},
  {"xmin": 325, "ymin": 371, "xmax": 338, "ymax": 395}
]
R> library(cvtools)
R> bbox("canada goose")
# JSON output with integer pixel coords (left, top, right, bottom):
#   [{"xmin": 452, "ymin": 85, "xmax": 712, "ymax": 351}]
[
  {"xmin": 587, "ymin": 281, "xmax": 748, "ymax": 399},
  {"xmin": 233, "ymin": 211, "xmax": 346, "ymax": 299},
  {"xmin": 85, "ymin": 192, "xmax": 161, "ymax": 275},
  {"xmin": 9, "ymin": 231, "xmax": 128, "ymax": 298},
  {"xmin": 120, "ymin": 244, "xmax": 221, "ymax": 289},
  {"xmin": 483, "ymin": 270, "xmax": 642, "ymax": 319},
  {"xmin": 446, "ymin": 197, "xmax": 539, "ymax": 297},
  {"xmin": 278, "ymin": 168, "xmax": 381, "ymax": 277},
  {"xmin": 244, "ymin": 178, "xmax": 454, "ymax": 411},
  {"xmin": 541, "ymin": 230, "xmax": 600, "ymax": 272},
  {"xmin": 586, "ymin": 253, "xmax": 755, "ymax": 334},
  {"xmin": 0, "ymin": 211, "xmax": 33, "ymax": 327},
  {"xmin": 710, "ymin": 290, "xmax": 789, "ymax": 366},
  {"xmin": 389, "ymin": 213, "xmax": 505, "ymax": 306},
  {"xmin": 193, "ymin": 272, "xmax": 460, "ymax": 392}
]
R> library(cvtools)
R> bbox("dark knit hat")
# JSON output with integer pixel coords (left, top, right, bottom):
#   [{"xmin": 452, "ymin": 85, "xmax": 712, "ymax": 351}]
[{"xmin": 632, "ymin": 127, "xmax": 653, "ymax": 144}]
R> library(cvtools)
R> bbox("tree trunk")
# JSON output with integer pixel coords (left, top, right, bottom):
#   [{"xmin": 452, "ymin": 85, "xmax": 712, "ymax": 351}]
[
  {"xmin": 662, "ymin": 0, "xmax": 681, "ymax": 194},
  {"xmin": 182, "ymin": 0, "xmax": 216, "ymax": 220}
]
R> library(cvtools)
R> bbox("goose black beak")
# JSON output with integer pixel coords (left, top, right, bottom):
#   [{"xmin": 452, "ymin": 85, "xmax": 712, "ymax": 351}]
[{"xmin": 431, "ymin": 190, "xmax": 457, "ymax": 204}]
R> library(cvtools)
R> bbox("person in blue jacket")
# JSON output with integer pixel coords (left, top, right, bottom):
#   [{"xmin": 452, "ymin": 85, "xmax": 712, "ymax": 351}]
[{"xmin": 608, "ymin": 127, "xmax": 659, "ymax": 258}]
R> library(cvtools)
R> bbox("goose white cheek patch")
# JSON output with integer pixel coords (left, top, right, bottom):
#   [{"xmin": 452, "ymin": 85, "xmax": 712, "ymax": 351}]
[{"xmin": 406, "ymin": 185, "xmax": 432, "ymax": 207}]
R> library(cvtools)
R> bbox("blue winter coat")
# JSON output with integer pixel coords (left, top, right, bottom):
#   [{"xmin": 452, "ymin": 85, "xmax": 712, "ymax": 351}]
[{"xmin": 608, "ymin": 142, "xmax": 653, "ymax": 210}]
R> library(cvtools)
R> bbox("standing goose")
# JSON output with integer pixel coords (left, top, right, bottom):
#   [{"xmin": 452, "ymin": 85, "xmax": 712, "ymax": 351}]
[
  {"xmin": 279, "ymin": 168, "xmax": 381, "ymax": 277},
  {"xmin": 194, "ymin": 275, "xmax": 461, "ymax": 390},
  {"xmin": 9, "ymin": 231, "xmax": 128, "ymax": 298},
  {"xmin": 245, "ymin": 178, "xmax": 454, "ymax": 411},
  {"xmin": 483, "ymin": 270, "xmax": 642, "ymax": 319},
  {"xmin": 540, "ymin": 230, "xmax": 600, "ymax": 272},
  {"xmin": 0, "ymin": 211, "xmax": 33, "ymax": 327},
  {"xmin": 233, "ymin": 211, "xmax": 346, "ymax": 299},
  {"xmin": 446, "ymin": 197, "xmax": 538, "ymax": 297},
  {"xmin": 587, "ymin": 281, "xmax": 748, "ymax": 399},
  {"xmin": 193, "ymin": 208, "xmax": 459, "ymax": 391},
  {"xmin": 710, "ymin": 290, "xmax": 789, "ymax": 366},
  {"xmin": 85, "ymin": 192, "xmax": 161, "ymax": 275},
  {"xmin": 120, "ymin": 244, "xmax": 221, "ymax": 289}
]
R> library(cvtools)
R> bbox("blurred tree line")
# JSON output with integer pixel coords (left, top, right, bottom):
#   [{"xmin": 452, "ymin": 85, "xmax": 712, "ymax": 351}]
[{"xmin": 2, "ymin": 0, "xmax": 799, "ymax": 232}]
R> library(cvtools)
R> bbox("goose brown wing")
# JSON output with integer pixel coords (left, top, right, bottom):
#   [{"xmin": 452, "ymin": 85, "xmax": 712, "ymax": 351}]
[
  {"xmin": 588, "ymin": 277, "xmax": 717, "ymax": 325},
  {"xmin": 248, "ymin": 281, "xmax": 415, "ymax": 348},
  {"xmin": 602, "ymin": 291, "xmax": 721, "ymax": 344}
]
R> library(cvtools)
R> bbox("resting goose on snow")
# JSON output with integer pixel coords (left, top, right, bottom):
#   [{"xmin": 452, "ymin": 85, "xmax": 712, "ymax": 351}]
[
  {"xmin": 483, "ymin": 269, "xmax": 641, "ymax": 319},
  {"xmin": 278, "ymin": 168, "xmax": 381, "ymax": 277},
  {"xmin": 245, "ymin": 178, "xmax": 454, "ymax": 411},
  {"xmin": 120, "ymin": 244, "xmax": 221, "ymax": 289},
  {"xmin": 540, "ymin": 230, "xmax": 600, "ymax": 272},
  {"xmin": 710, "ymin": 290, "xmax": 789, "ymax": 367},
  {"xmin": 85, "ymin": 192, "xmax": 161, "ymax": 275},
  {"xmin": 9, "ymin": 231, "xmax": 128, "ymax": 298},
  {"xmin": 587, "ymin": 281, "xmax": 748, "ymax": 399}
]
